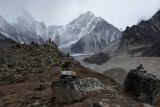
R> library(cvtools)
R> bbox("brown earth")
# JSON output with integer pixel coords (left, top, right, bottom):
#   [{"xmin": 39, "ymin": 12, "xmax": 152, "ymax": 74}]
[
  {"xmin": 0, "ymin": 42, "xmax": 116, "ymax": 107},
  {"xmin": 0, "ymin": 42, "xmax": 159, "ymax": 107}
]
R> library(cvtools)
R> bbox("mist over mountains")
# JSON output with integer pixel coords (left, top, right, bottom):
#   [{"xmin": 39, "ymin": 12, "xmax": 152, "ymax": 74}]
[
  {"xmin": 1, "ymin": 1, "xmax": 160, "ymax": 107},
  {"xmin": 0, "ymin": 11, "xmax": 121, "ymax": 54},
  {"xmin": 80, "ymin": 9, "xmax": 160, "ymax": 77},
  {"xmin": 0, "ymin": 11, "xmax": 49, "ymax": 44}
]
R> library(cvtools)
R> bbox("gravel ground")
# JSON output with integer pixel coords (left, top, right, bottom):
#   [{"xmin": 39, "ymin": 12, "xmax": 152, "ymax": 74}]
[
  {"xmin": 94, "ymin": 57, "xmax": 160, "ymax": 78},
  {"xmin": 74, "ymin": 55, "xmax": 160, "ymax": 82}
]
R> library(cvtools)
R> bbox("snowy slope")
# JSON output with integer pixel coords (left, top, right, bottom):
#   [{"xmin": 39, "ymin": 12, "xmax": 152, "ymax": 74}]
[
  {"xmin": 0, "ymin": 12, "xmax": 49, "ymax": 44},
  {"xmin": 48, "ymin": 11, "xmax": 121, "ymax": 54},
  {"xmin": 70, "ymin": 18, "xmax": 121, "ymax": 53},
  {"xmin": 0, "ymin": 32, "xmax": 14, "ymax": 45},
  {"xmin": 0, "ymin": 15, "xmax": 18, "ymax": 41},
  {"xmin": 48, "ymin": 11, "xmax": 100, "ymax": 48},
  {"xmin": 0, "ymin": 11, "xmax": 121, "ymax": 54}
]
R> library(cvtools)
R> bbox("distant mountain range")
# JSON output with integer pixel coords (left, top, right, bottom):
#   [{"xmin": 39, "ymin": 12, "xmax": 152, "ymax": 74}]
[
  {"xmin": 119, "ymin": 10, "xmax": 160, "ymax": 51},
  {"xmin": 85, "ymin": 9, "xmax": 160, "ymax": 64},
  {"xmin": 49, "ymin": 11, "xmax": 121, "ymax": 54},
  {"xmin": 0, "ymin": 12, "xmax": 49, "ymax": 44},
  {"xmin": 0, "ymin": 11, "xmax": 121, "ymax": 54}
]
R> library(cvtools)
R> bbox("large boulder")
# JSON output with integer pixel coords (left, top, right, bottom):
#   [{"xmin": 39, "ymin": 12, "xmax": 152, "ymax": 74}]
[
  {"xmin": 124, "ymin": 65, "xmax": 160, "ymax": 104},
  {"xmin": 51, "ymin": 78, "xmax": 87, "ymax": 103},
  {"xmin": 82, "ymin": 77, "xmax": 106, "ymax": 92},
  {"xmin": 51, "ymin": 77, "xmax": 106, "ymax": 103}
]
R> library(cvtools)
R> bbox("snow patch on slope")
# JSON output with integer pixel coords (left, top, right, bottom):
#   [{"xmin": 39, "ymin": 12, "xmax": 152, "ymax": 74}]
[{"xmin": 48, "ymin": 11, "xmax": 121, "ymax": 50}]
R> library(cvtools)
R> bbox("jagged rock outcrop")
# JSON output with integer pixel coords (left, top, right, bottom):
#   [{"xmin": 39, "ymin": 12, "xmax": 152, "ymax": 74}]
[
  {"xmin": 0, "ymin": 41, "xmax": 81, "ymax": 85},
  {"xmin": 119, "ymin": 10, "xmax": 160, "ymax": 51},
  {"xmin": 124, "ymin": 65, "xmax": 160, "ymax": 104},
  {"xmin": 84, "ymin": 52, "xmax": 110, "ymax": 65},
  {"xmin": 89, "ymin": 10, "xmax": 160, "ymax": 60}
]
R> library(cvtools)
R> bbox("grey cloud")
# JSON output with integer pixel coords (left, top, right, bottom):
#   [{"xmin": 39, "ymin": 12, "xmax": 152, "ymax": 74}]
[{"xmin": 0, "ymin": 0, "xmax": 160, "ymax": 29}]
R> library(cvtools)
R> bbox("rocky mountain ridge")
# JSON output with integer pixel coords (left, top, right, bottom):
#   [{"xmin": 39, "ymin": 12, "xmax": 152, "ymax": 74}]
[
  {"xmin": 118, "ymin": 10, "xmax": 160, "ymax": 52},
  {"xmin": 0, "ymin": 13, "xmax": 49, "ymax": 44},
  {"xmin": 48, "ymin": 11, "xmax": 121, "ymax": 54},
  {"xmin": 70, "ymin": 17, "xmax": 121, "ymax": 54},
  {"xmin": 0, "ymin": 11, "xmax": 121, "ymax": 54},
  {"xmin": 83, "ymin": 10, "xmax": 160, "ymax": 65},
  {"xmin": 110, "ymin": 10, "xmax": 160, "ymax": 56}
]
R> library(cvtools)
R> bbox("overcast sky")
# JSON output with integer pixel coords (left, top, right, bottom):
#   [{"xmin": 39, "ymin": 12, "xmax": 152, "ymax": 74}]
[{"xmin": 0, "ymin": 0, "xmax": 160, "ymax": 29}]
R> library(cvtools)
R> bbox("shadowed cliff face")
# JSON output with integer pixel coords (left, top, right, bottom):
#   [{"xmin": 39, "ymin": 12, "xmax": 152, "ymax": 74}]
[
  {"xmin": 119, "ymin": 10, "xmax": 160, "ymax": 50},
  {"xmin": 142, "ymin": 40, "xmax": 160, "ymax": 57}
]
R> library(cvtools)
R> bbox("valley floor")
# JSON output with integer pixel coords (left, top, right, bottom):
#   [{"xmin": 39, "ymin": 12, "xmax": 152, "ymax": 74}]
[{"xmin": 74, "ymin": 55, "xmax": 160, "ymax": 83}]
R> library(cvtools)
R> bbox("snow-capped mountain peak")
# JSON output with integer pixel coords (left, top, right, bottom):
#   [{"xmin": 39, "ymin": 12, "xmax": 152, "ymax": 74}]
[
  {"xmin": 0, "ymin": 11, "xmax": 121, "ymax": 54},
  {"xmin": 0, "ymin": 11, "xmax": 49, "ymax": 44},
  {"xmin": 49, "ymin": 11, "xmax": 110, "ymax": 49},
  {"xmin": 78, "ymin": 11, "xmax": 94, "ymax": 19}
]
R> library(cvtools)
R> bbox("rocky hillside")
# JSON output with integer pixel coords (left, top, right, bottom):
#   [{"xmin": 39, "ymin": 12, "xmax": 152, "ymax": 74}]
[
  {"xmin": 119, "ymin": 10, "xmax": 160, "ymax": 51},
  {"xmin": 0, "ymin": 41, "xmax": 117, "ymax": 107},
  {"xmin": 124, "ymin": 65, "xmax": 160, "ymax": 105},
  {"xmin": 1, "ymin": 41, "xmax": 159, "ymax": 107}
]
